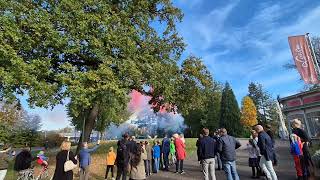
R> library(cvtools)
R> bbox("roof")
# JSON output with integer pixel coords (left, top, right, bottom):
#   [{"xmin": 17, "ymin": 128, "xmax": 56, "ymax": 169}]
[{"xmin": 278, "ymin": 88, "xmax": 320, "ymax": 102}]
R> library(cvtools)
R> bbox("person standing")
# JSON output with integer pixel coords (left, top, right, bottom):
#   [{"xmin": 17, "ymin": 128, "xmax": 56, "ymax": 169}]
[
  {"xmin": 291, "ymin": 119, "xmax": 313, "ymax": 180},
  {"xmin": 79, "ymin": 140, "xmax": 100, "ymax": 180},
  {"xmin": 127, "ymin": 136, "xmax": 138, "ymax": 155},
  {"xmin": 255, "ymin": 125, "xmax": 278, "ymax": 180},
  {"xmin": 162, "ymin": 135, "xmax": 171, "ymax": 171},
  {"xmin": 116, "ymin": 133, "xmax": 130, "ymax": 180},
  {"xmin": 266, "ymin": 125, "xmax": 277, "ymax": 166},
  {"xmin": 246, "ymin": 130, "xmax": 261, "ymax": 179},
  {"xmin": 152, "ymin": 141, "xmax": 161, "ymax": 173},
  {"xmin": 129, "ymin": 144, "xmax": 146, "ymax": 180},
  {"xmin": 218, "ymin": 128, "xmax": 241, "ymax": 180},
  {"xmin": 144, "ymin": 141, "xmax": 152, "ymax": 177},
  {"xmin": 52, "ymin": 141, "xmax": 78, "ymax": 180},
  {"xmin": 173, "ymin": 133, "xmax": 186, "ymax": 174},
  {"xmin": 169, "ymin": 138, "xmax": 176, "ymax": 166},
  {"xmin": 105, "ymin": 147, "xmax": 116, "ymax": 180},
  {"xmin": 199, "ymin": 128, "xmax": 216, "ymax": 180},
  {"xmin": 0, "ymin": 145, "xmax": 11, "ymax": 180},
  {"xmin": 213, "ymin": 130, "xmax": 222, "ymax": 171}
]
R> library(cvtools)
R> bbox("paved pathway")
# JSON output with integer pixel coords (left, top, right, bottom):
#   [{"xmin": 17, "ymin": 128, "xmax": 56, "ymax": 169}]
[{"xmin": 150, "ymin": 140, "xmax": 297, "ymax": 180}]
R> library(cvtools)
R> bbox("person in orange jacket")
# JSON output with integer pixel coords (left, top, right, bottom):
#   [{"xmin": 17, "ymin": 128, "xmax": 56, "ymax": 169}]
[{"xmin": 105, "ymin": 147, "xmax": 116, "ymax": 180}]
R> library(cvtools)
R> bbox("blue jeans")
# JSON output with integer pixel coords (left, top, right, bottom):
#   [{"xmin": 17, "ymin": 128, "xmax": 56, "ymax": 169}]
[
  {"xmin": 154, "ymin": 158, "xmax": 160, "ymax": 172},
  {"xmin": 223, "ymin": 161, "xmax": 239, "ymax": 180}
]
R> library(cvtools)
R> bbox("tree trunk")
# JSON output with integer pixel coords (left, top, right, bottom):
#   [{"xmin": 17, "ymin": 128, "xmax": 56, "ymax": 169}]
[{"xmin": 76, "ymin": 103, "xmax": 99, "ymax": 154}]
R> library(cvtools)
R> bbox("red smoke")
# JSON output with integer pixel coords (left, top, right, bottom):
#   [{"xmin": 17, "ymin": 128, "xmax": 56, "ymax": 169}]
[{"xmin": 128, "ymin": 90, "xmax": 167, "ymax": 114}]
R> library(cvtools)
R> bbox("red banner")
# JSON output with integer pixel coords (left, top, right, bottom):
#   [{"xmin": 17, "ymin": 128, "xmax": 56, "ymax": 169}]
[{"xmin": 288, "ymin": 35, "xmax": 319, "ymax": 84}]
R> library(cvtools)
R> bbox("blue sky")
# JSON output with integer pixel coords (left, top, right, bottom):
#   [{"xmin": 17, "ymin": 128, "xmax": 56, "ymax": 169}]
[{"xmin": 22, "ymin": 0, "xmax": 320, "ymax": 130}]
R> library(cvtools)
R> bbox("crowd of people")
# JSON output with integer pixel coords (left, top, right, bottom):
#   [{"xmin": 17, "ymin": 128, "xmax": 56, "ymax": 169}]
[
  {"xmin": 195, "ymin": 119, "xmax": 314, "ymax": 180},
  {"xmin": 0, "ymin": 117, "xmax": 315, "ymax": 180},
  {"xmin": 113, "ymin": 133, "xmax": 187, "ymax": 180}
]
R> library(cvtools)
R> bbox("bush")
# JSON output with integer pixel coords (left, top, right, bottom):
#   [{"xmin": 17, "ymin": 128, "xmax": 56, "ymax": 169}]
[{"xmin": 312, "ymin": 149, "xmax": 320, "ymax": 169}]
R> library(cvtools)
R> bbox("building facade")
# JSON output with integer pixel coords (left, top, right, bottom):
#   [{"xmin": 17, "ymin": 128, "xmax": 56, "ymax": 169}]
[{"xmin": 279, "ymin": 89, "xmax": 320, "ymax": 138}]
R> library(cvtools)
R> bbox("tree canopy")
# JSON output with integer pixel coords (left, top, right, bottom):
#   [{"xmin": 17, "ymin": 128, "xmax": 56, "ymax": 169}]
[{"xmin": 0, "ymin": 0, "xmax": 214, "ymax": 147}]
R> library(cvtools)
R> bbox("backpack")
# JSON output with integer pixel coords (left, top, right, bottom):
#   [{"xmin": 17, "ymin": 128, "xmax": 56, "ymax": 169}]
[{"xmin": 290, "ymin": 136, "xmax": 302, "ymax": 156}]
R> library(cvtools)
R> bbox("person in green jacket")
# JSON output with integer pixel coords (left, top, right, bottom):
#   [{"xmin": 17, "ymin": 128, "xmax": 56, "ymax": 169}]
[{"xmin": 169, "ymin": 137, "xmax": 176, "ymax": 166}]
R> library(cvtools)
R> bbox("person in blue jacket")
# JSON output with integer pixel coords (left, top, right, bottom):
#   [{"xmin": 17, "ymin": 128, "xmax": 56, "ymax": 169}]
[
  {"xmin": 79, "ymin": 140, "xmax": 100, "ymax": 180},
  {"xmin": 162, "ymin": 135, "xmax": 171, "ymax": 171},
  {"xmin": 152, "ymin": 141, "xmax": 161, "ymax": 173}
]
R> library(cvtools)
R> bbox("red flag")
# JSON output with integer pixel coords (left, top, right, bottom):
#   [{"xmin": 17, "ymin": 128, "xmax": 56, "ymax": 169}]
[{"xmin": 288, "ymin": 35, "xmax": 319, "ymax": 84}]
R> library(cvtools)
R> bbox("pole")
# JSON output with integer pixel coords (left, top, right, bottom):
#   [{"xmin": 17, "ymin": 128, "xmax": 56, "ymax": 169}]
[{"xmin": 306, "ymin": 33, "xmax": 320, "ymax": 78}]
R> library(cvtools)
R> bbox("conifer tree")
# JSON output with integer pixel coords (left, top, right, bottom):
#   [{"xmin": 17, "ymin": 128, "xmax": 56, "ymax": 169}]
[{"xmin": 219, "ymin": 82, "xmax": 243, "ymax": 136}]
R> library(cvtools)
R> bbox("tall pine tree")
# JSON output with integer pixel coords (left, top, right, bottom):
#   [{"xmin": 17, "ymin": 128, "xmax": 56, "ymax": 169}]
[{"xmin": 219, "ymin": 82, "xmax": 243, "ymax": 136}]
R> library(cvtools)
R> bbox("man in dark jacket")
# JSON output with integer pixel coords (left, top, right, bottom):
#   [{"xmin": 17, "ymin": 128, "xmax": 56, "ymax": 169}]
[
  {"xmin": 266, "ymin": 124, "xmax": 278, "ymax": 166},
  {"xmin": 162, "ymin": 135, "xmax": 171, "ymax": 171},
  {"xmin": 218, "ymin": 128, "xmax": 241, "ymax": 180},
  {"xmin": 199, "ymin": 128, "xmax": 216, "ymax": 180},
  {"xmin": 255, "ymin": 125, "xmax": 278, "ymax": 180},
  {"xmin": 116, "ymin": 133, "xmax": 130, "ymax": 180}
]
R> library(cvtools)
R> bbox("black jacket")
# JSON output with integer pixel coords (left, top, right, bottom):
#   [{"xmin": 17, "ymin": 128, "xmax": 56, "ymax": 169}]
[
  {"xmin": 199, "ymin": 136, "xmax": 216, "ymax": 160},
  {"xmin": 257, "ymin": 131, "xmax": 274, "ymax": 161},
  {"xmin": 116, "ymin": 139, "xmax": 129, "ymax": 166},
  {"xmin": 52, "ymin": 150, "xmax": 77, "ymax": 180}
]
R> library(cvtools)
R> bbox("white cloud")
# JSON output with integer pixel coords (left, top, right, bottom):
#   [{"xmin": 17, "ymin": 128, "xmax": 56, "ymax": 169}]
[{"xmin": 184, "ymin": 1, "xmax": 320, "ymax": 82}]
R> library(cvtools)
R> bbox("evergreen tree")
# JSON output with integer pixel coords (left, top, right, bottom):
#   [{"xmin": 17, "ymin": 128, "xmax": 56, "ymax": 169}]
[
  {"xmin": 219, "ymin": 82, "xmax": 243, "ymax": 136},
  {"xmin": 248, "ymin": 82, "xmax": 279, "ymax": 124},
  {"xmin": 240, "ymin": 96, "xmax": 258, "ymax": 128}
]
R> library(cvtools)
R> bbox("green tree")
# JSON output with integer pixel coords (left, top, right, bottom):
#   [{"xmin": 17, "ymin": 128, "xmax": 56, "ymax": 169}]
[
  {"xmin": 248, "ymin": 82, "xmax": 270, "ymax": 123},
  {"xmin": 248, "ymin": 82, "xmax": 280, "ymax": 125},
  {"xmin": 219, "ymin": 82, "xmax": 243, "ymax": 136},
  {"xmin": 0, "ymin": 1, "xmax": 213, "ymax": 151},
  {"xmin": 183, "ymin": 82, "xmax": 221, "ymax": 137}
]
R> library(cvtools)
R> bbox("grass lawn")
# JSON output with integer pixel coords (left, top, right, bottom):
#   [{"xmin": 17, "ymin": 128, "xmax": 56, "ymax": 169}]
[{"xmin": 5, "ymin": 138, "xmax": 197, "ymax": 180}]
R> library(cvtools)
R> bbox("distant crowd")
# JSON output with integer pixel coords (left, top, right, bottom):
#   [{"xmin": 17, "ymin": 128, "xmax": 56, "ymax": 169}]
[{"xmin": 0, "ymin": 118, "xmax": 315, "ymax": 180}]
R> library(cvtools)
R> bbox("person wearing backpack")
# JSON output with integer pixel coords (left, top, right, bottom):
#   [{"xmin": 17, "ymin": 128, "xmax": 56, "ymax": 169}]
[
  {"xmin": 116, "ymin": 133, "xmax": 130, "ymax": 180},
  {"xmin": 291, "ymin": 119, "xmax": 314, "ymax": 180}
]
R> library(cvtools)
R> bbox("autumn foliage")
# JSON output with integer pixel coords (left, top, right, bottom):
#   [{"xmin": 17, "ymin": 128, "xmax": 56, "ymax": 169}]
[{"xmin": 240, "ymin": 96, "xmax": 258, "ymax": 127}]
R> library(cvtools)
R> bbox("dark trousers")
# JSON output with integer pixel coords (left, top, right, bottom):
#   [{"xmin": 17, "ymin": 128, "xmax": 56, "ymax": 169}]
[
  {"xmin": 144, "ymin": 160, "xmax": 151, "ymax": 176},
  {"xmin": 216, "ymin": 152, "xmax": 222, "ymax": 170},
  {"xmin": 116, "ymin": 165, "xmax": 127, "ymax": 180},
  {"xmin": 176, "ymin": 160, "xmax": 184, "ymax": 172},
  {"xmin": 105, "ymin": 165, "xmax": 114, "ymax": 179},
  {"xmin": 163, "ymin": 152, "xmax": 170, "ymax": 170}
]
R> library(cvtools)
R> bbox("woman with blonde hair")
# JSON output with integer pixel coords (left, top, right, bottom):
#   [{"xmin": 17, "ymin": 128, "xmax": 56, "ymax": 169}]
[
  {"xmin": 52, "ymin": 141, "xmax": 78, "ymax": 180},
  {"xmin": 291, "ymin": 119, "xmax": 314, "ymax": 180}
]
